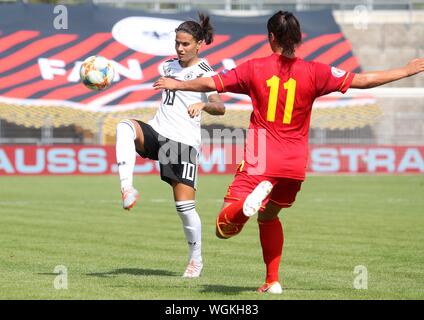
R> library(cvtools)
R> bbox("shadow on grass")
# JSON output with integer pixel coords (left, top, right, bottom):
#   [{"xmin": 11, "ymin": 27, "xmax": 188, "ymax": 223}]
[
  {"xmin": 200, "ymin": 284, "xmax": 258, "ymax": 295},
  {"xmin": 37, "ymin": 273, "xmax": 59, "ymax": 276},
  {"xmin": 201, "ymin": 284, "xmax": 337, "ymax": 295},
  {"xmin": 86, "ymin": 268, "xmax": 177, "ymax": 278},
  {"xmin": 283, "ymin": 287, "xmax": 336, "ymax": 291}
]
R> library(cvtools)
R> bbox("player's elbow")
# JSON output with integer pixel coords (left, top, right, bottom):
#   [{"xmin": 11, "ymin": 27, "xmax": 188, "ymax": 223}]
[
  {"xmin": 217, "ymin": 104, "xmax": 226, "ymax": 115},
  {"xmin": 206, "ymin": 104, "xmax": 225, "ymax": 116},
  {"xmin": 206, "ymin": 96, "xmax": 226, "ymax": 115}
]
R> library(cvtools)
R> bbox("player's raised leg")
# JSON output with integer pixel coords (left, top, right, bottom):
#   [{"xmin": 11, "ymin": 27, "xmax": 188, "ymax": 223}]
[
  {"xmin": 115, "ymin": 119, "xmax": 142, "ymax": 210},
  {"xmin": 216, "ymin": 179, "xmax": 273, "ymax": 239},
  {"xmin": 173, "ymin": 182, "xmax": 203, "ymax": 278},
  {"xmin": 243, "ymin": 180, "xmax": 274, "ymax": 217},
  {"xmin": 215, "ymin": 201, "xmax": 247, "ymax": 239}
]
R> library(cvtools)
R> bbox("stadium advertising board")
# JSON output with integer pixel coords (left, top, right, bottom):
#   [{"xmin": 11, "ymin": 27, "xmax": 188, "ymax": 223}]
[{"xmin": 0, "ymin": 145, "xmax": 423, "ymax": 175}]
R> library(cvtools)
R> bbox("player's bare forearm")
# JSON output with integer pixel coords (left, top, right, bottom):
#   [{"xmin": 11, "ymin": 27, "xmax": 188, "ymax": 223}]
[
  {"xmin": 351, "ymin": 68, "xmax": 408, "ymax": 89},
  {"xmin": 351, "ymin": 58, "xmax": 424, "ymax": 89},
  {"xmin": 153, "ymin": 77, "xmax": 217, "ymax": 92}
]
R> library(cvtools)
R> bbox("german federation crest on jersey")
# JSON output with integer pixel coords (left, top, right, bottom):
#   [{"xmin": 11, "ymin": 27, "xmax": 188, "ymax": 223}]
[
  {"xmin": 184, "ymin": 71, "xmax": 195, "ymax": 80},
  {"xmin": 148, "ymin": 58, "xmax": 217, "ymax": 149}
]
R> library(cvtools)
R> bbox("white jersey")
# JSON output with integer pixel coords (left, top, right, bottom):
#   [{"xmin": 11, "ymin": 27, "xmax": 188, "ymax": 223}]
[{"xmin": 148, "ymin": 58, "xmax": 217, "ymax": 149}]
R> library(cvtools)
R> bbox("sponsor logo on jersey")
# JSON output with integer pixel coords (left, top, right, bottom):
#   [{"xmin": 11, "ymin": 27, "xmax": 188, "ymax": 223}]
[{"xmin": 331, "ymin": 66, "xmax": 346, "ymax": 78}]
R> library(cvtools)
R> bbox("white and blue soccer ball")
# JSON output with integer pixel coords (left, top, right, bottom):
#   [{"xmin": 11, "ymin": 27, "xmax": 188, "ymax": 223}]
[{"xmin": 80, "ymin": 55, "xmax": 115, "ymax": 91}]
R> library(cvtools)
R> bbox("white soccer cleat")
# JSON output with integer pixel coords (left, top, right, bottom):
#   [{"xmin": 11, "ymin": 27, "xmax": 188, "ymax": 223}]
[
  {"xmin": 182, "ymin": 259, "xmax": 203, "ymax": 278},
  {"xmin": 243, "ymin": 180, "xmax": 273, "ymax": 217},
  {"xmin": 121, "ymin": 186, "xmax": 139, "ymax": 210},
  {"xmin": 257, "ymin": 281, "xmax": 283, "ymax": 294}
]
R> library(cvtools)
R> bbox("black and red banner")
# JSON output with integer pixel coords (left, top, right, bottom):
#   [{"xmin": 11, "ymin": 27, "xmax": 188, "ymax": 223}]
[{"xmin": 0, "ymin": 3, "xmax": 363, "ymax": 111}]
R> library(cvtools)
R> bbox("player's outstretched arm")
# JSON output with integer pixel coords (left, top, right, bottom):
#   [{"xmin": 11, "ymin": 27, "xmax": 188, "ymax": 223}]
[
  {"xmin": 351, "ymin": 58, "xmax": 424, "ymax": 89},
  {"xmin": 153, "ymin": 77, "xmax": 216, "ymax": 92}
]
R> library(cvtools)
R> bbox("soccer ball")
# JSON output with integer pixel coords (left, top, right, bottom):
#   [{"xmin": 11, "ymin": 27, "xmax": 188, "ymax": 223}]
[{"xmin": 80, "ymin": 56, "xmax": 115, "ymax": 91}]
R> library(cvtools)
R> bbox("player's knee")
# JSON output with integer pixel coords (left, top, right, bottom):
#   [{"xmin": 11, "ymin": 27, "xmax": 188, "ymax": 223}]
[
  {"xmin": 215, "ymin": 226, "xmax": 228, "ymax": 239},
  {"xmin": 258, "ymin": 213, "xmax": 278, "ymax": 221},
  {"xmin": 117, "ymin": 119, "xmax": 137, "ymax": 140},
  {"xmin": 258, "ymin": 203, "xmax": 282, "ymax": 221}
]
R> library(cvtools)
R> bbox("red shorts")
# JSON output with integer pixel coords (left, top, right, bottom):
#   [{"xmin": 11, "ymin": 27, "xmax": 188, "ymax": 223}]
[{"xmin": 224, "ymin": 169, "xmax": 303, "ymax": 209}]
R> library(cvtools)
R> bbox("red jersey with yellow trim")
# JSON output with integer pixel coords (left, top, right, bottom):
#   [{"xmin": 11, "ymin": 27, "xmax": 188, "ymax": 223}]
[{"xmin": 212, "ymin": 53, "xmax": 354, "ymax": 180}]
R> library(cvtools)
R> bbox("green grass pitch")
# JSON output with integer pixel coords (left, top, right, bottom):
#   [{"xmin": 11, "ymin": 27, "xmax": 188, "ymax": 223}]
[{"xmin": 0, "ymin": 175, "xmax": 423, "ymax": 299}]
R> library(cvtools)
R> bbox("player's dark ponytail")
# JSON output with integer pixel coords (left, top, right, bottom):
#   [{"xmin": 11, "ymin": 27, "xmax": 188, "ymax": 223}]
[
  {"xmin": 198, "ymin": 12, "xmax": 214, "ymax": 45},
  {"xmin": 267, "ymin": 11, "xmax": 302, "ymax": 55},
  {"xmin": 175, "ymin": 12, "xmax": 214, "ymax": 45}
]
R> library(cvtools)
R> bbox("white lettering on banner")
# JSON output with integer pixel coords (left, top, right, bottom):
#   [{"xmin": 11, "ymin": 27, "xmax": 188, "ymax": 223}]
[
  {"xmin": 0, "ymin": 149, "xmax": 15, "ymax": 173},
  {"xmin": 67, "ymin": 61, "xmax": 83, "ymax": 82},
  {"xmin": 39, "ymin": 58, "xmax": 142, "ymax": 82},
  {"xmin": 311, "ymin": 148, "xmax": 340, "ymax": 172},
  {"xmin": 199, "ymin": 148, "xmax": 226, "ymax": 173},
  {"xmin": 1, "ymin": 146, "xmax": 423, "ymax": 175},
  {"xmin": 47, "ymin": 148, "xmax": 76, "ymax": 174},
  {"xmin": 340, "ymin": 148, "xmax": 366, "ymax": 172},
  {"xmin": 135, "ymin": 162, "xmax": 155, "ymax": 173},
  {"xmin": 111, "ymin": 162, "xmax": 155, "ymax": 173},
  {"xmin": 112, "ymin": 59, "xmax": 143, "ymax": 81},
  {"xmin": 310, "ymin": 147, "xmax": 424, "ymax": 173},
  {"xmin": 78, "ymin": 148, "xmax": 107, "ymax": 173},
  {"xmin": 38, "ymin": 58, "xmax": 66, "ymax": 80},
  {"xmin": 15, "ymin": 148, "xmax": 45, "ymax": 173},
  {"xmin": 398, "ymin": 148, "xmax": 424, "ymax": 172},
  {"xmin": 367, "ymin": 148, "xmax": 395, "ymax": 172}
]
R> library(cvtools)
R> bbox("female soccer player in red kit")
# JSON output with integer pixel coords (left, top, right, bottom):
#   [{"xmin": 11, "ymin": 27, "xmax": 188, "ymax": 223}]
[{"xmin": 154, "ymin": 11, "xmax": 424, "ymax": 293}]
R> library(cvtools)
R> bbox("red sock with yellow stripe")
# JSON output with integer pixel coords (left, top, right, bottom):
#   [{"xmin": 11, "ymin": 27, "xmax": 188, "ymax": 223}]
[
  {"xmin": 215, "ymin": 199, "xmax": 250, "ymax": 239},
  {"xmin": 258, "ymin": 217, "xmax": 283, "ymax": 284},
  {"xmin": 219, "ymin": 199, "xmax": 249, "ymax": 224}
]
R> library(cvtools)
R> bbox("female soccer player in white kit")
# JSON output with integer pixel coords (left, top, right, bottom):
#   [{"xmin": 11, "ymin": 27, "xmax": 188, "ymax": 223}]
[{"xmin": 115, "ymin": 13, "xmax": 225, "ymax": 278}]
